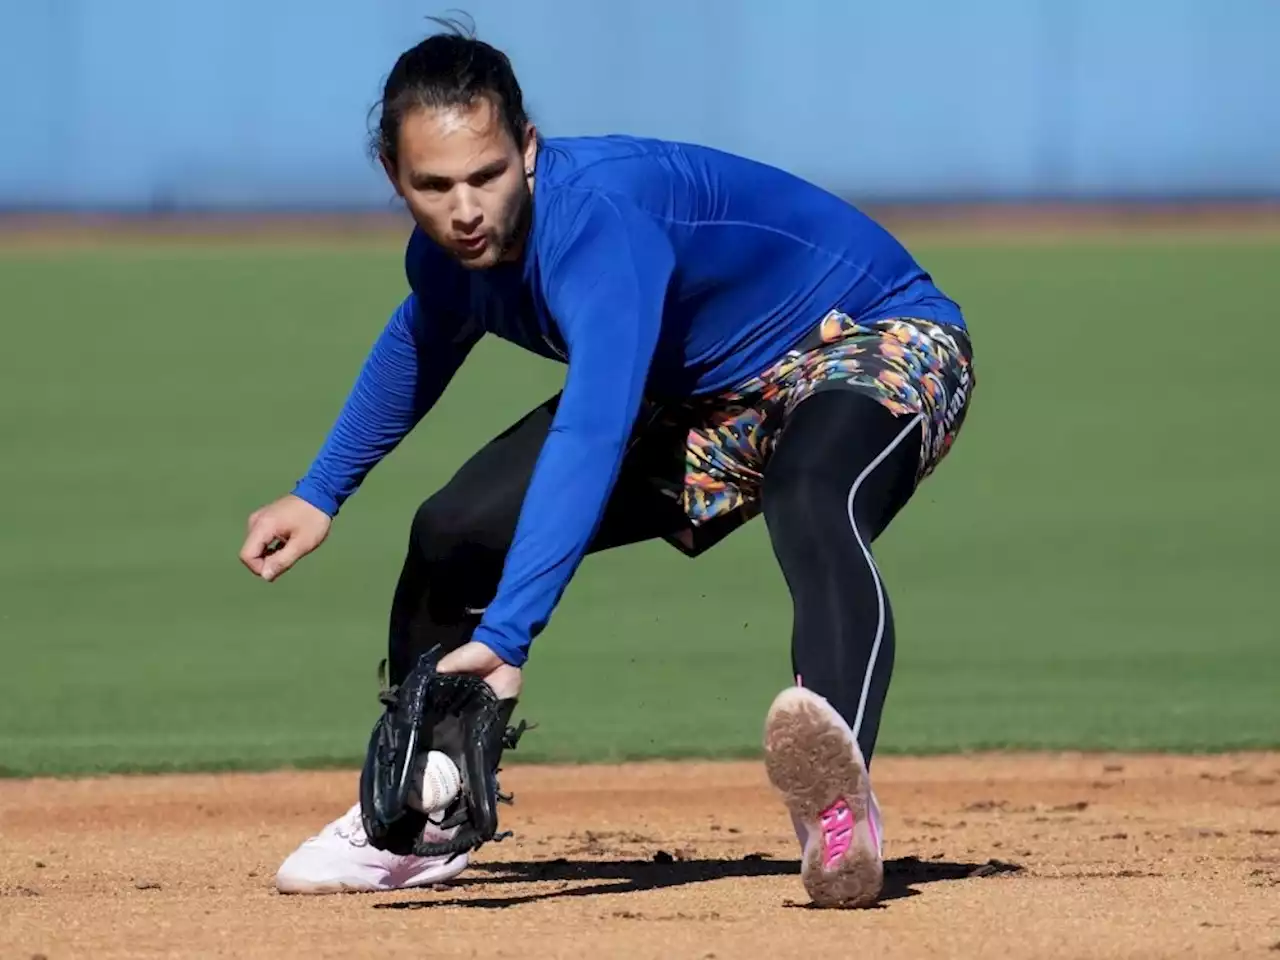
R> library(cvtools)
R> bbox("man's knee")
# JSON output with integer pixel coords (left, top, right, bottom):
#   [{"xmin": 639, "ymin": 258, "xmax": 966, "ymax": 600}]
[{"xmin": 409, "ymin": 496, "xmax": 507, "ymax": 577}]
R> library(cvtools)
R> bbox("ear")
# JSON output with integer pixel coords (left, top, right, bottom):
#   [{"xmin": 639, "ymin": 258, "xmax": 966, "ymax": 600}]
[
  {"xmin": 521, "ymin": 123, "xmax": 538, "ymax": 176},
  {"xmin": 379, "ymin": 152, "xmax": 405, "ymax": 199}
]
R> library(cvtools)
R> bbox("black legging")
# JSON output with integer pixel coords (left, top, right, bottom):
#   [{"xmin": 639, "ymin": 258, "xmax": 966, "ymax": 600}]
[{"xmin": 387, "ymin": 388, "xmax": 920, "ymax": 764}]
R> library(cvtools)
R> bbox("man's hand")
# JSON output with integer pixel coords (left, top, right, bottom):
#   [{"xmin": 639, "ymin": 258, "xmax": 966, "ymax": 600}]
[
  {"xmin": 437, "ymin": 641, "xmax": 523, "ymax": 700},
  {"xmin": 239, "ymin": 494, "xmax": 332, "ymax": 582}
]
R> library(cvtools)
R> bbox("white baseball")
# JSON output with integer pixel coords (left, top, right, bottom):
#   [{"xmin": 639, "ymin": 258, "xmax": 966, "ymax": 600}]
[{"xmin": 408, "ymin": 750, "xmax": 462, "ymax": 814}]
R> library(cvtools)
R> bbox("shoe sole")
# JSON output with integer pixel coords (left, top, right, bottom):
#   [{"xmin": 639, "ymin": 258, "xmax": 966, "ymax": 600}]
[
  {"xmin": 763, "ymin": 687, "xmax": 883, "ymax": 908},
  {"xmin": 275, "ymin": 854, "xmax": 469, "ymax": 895},
  {"xmin": 276, "ymin": 876, "xmax": 374, "ymax": 895}
]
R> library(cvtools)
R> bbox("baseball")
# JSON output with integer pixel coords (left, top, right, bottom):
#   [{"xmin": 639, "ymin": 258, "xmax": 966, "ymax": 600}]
[{"xmin": 408, "ymin": 750, "xmax": 462, "ymax": 814}]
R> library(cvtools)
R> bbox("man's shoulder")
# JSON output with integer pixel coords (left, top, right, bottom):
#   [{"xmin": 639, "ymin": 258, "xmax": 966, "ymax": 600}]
[
  {"xmin": 540, "ymin": 132, "xmax": 687, "ymax": 164},
  {"xmin": 538, "ymin": 133, "xmax": 839, "ymax": 220},
  {"xmin": 533, "ymin": 134, "xmax": 725, "ymax": 229},
  {"xmin": 539, "ymin": 133, "xmax": 758, "ymax": 186}
]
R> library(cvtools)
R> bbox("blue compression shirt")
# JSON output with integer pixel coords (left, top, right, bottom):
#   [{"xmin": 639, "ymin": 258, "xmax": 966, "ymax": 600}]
[{"xmin": 292, "ymin": 135, "xmax": 965, "ymax": 667}]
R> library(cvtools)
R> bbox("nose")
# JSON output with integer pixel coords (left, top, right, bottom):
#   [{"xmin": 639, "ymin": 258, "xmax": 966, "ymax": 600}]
[{"xmin": 453, "ymin": 188, "xmax": 482, "ymax": 234}]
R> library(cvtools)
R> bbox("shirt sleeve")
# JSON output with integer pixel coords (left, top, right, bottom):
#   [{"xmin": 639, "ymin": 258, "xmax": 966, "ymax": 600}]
[
  {"xmin": 470, "ymin": 193, "xmax": 674, "ymax": 667},
  {"xmin": 291, "ymin": 291, "xmax": 480, "ymax": 516}
]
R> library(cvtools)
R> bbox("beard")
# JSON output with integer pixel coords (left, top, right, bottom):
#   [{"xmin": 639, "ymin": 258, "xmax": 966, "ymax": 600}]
[
  {"xmin": 491, "ymin": 177, "xmax": 533, "ymax": 263},
  {"xmin": 449, "ymin": 177, "xmax": 533, "ymax": 270}
]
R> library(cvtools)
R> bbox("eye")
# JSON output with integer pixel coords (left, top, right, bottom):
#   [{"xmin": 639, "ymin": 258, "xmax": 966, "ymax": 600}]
[{"xmin": 467, "ymin": 164, "xmax": 506, "ymax": 188}]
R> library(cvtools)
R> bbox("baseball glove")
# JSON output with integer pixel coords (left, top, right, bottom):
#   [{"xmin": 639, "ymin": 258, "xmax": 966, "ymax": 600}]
[{"xmin": 359, "ymin": 645, "xmax": 532, "ymax": 860}]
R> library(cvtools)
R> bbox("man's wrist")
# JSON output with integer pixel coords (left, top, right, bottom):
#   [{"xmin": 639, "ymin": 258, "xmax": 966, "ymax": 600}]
[
  {"xmin": 291, "ymin": 479, "xmax": 340, "ymax": 518},
  {"xmin": 471, "ymin": 624, "xmax": 528, "ymax": 668}
]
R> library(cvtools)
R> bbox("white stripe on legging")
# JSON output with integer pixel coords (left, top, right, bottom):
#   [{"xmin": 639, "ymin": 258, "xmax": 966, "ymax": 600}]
[{"xmin": 847, "ymin": 413, "xmax": 924, "ymax": 741}]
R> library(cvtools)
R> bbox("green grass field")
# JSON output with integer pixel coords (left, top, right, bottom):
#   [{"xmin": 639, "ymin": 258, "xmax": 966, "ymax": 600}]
[{"xmin": 1, "ymin": 233, "xmax": 1277, "ymax": 777}]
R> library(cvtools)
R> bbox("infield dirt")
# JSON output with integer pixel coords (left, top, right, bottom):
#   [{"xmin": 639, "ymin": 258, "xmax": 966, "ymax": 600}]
[{"xmin": 3, "ymin": 753, "xmax": 1279, "ymax": 959}]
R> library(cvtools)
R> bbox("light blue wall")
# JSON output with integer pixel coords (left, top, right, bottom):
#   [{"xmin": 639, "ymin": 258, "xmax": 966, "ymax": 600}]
[{"xmin": 1, "ymin": 0, "xmax": 1277, "ymax": 208}]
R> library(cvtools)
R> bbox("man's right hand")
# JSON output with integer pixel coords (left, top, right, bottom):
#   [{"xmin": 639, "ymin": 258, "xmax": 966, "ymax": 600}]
[{"xmin": 239, "ymin": 494, "xmax": 333, "ymax": 582}]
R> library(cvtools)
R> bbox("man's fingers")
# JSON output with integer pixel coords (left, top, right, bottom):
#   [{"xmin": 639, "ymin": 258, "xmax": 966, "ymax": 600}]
[
  {"xmin": 437, "ymin": 641, "xmax": 504, "ymax": 675},
  {"xmin": 239, "ymin": 538, "xmax": 268, "ymax": 573},
  {"xmin": 260, "ymin": 535, "xmax": 312, "ymax": 582},
  {"xmin": 239, "ymin": 498, "xmax": 329, "ymax": 582},
  {"xmin": 239, "ymin": 521, "xmax": 283, "ymax": 575},
  {"xmin": 436, "ymin": 643, "xmax": 521, "ymax": 698}
]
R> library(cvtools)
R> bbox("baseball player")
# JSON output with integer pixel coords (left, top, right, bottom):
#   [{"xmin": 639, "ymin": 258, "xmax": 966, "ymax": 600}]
[{"xmin": 240, "ymin": 23, "xmax": 975, "ymax": 908}]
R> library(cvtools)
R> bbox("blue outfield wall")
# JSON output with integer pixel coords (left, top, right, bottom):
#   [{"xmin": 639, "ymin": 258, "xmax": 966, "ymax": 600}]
[{"xmin": 1, "ymin": 0, "xmax": 1277, "ymax": 209}]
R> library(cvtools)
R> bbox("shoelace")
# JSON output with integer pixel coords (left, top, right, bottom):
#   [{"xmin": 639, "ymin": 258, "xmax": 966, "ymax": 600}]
[{"xmin": 331, "ymin": 808, "xmax": 370, "ymax": 848}]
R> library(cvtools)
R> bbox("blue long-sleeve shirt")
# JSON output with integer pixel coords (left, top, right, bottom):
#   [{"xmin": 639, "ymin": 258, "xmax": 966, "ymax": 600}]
[{"xmin": 292, "ymin": 135, "xmax": 965, "ymax": 666}]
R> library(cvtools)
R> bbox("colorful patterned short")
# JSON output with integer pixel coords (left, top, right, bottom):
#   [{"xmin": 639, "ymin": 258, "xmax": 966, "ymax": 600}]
[{"xmin": 646, "ymin": 312, "xmax": 975, "ymax": 533}]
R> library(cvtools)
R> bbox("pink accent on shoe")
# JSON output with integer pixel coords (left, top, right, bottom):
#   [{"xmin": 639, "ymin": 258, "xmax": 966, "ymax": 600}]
[
  {"xmin": 819, "ymin": 797, "xmax": 855, "ymax": 870},
  {"xmin": 763, "ymin": 687, "xmax": 885, "ymax": 907}
]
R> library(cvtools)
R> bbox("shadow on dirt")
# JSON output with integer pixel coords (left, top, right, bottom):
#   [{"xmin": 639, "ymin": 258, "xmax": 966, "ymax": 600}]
[{"xmin": 373, "ymin": 854, "xmax": 1022, "ymax": 910}]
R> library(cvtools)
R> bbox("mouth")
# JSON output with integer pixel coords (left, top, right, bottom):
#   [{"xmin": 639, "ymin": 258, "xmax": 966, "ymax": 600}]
[{"xmin": 455, "ymin": 235, "xmax": 488, "ymax": 255}]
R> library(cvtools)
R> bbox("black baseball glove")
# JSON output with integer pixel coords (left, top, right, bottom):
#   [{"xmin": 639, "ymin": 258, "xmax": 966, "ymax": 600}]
[{"xmin": 359, "ymin": 645, "xmax": 532, "ymax": 860}]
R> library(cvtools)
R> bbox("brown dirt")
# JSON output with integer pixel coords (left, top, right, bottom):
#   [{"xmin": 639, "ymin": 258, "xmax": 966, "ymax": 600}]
[
  {"xmin": 3, "ymin": 201, "xmax": 1280, "ymax": 250},
  {"xmin": 2, "ymin": 754, "xmax": 1279, "ymax": 959}
]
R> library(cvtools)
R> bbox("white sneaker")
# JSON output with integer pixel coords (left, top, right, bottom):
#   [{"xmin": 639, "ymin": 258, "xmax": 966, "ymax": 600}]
[
  {"xmin": 275, "ymin": 801, "xmax": 470, "ymax": 894},
  {"xmin": 764, "ymin": 686, "xmax": 884, "ymax": 908}
]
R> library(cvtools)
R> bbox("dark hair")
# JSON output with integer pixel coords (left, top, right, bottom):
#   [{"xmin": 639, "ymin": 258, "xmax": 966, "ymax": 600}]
[{"xmin": 371, "ymin": 14, "xmax": 530, "ymax": 168}]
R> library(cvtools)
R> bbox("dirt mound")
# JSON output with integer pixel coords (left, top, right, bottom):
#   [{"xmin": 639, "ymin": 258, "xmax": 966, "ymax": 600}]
[{"xmin": 2, "ymin": 753, "xmax": 1279, "ymax": 958}]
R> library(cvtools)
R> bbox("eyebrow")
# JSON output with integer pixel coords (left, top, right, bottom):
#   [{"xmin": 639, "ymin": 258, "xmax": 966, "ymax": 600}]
[{"xmin": 409, "ymin": 158, "xmax": 509, "ymax": 190}]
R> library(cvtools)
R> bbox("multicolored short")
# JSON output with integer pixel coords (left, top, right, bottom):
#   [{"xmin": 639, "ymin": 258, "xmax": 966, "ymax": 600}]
[{"xmin": 641, "ymin": 312, "xmax": 975, "ymax": 546}]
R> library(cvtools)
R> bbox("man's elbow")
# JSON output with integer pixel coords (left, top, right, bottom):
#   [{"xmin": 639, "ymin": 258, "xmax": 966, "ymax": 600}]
[{"xmin": 548, "ymin": 412, "xmax": 634, "ymax": 455}]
